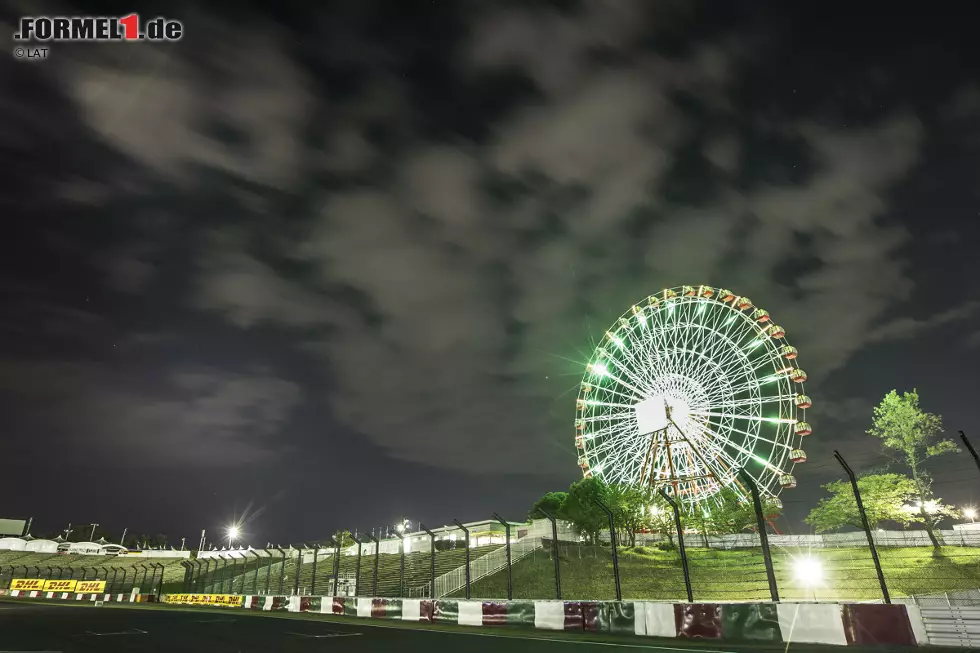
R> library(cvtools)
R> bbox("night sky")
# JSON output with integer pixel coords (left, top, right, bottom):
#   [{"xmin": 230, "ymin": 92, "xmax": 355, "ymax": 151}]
[{"xmin": 3, "ymin": 1, "xmax": 979, "ymax": 546}]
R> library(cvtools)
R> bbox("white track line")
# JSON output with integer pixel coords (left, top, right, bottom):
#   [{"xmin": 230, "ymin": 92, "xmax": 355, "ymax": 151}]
[
  {"xmin": 286, "ymin": 632, "xmax": 361, "ymax": 638},
  {"xmin": 303, "ymin": 619, "xmax": 740, "ymax": 652},
  {"xmin": 84, "ymin": 629, "xmax": 147, "ymax": 636}
]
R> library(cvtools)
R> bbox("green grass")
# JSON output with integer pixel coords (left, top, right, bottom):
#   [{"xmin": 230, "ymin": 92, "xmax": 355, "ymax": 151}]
[{"xmin": 450, "ymin": 542, "xmax": 980, "ymax": 602}]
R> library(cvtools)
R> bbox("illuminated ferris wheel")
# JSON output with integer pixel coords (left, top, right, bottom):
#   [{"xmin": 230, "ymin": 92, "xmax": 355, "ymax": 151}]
[{"xmin": 574, "ymin": 285, "xmax": 812, "ymax": 508}]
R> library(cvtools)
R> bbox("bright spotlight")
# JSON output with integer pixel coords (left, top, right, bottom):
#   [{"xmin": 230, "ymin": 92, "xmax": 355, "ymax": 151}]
[
  {"xmin": 793, "ymin": 556, "xmax": 824, "ymax": 587},
  {"xmin": 396, "ymin": 523, "xmax": 405, "ymax": 533},
  {"xmin": 227, "ymin": 525, "xmax": 241, "ymax": 541},
  {"xmin": 964, "ymin": 507, "xmax": 977, "ymax": 522}
]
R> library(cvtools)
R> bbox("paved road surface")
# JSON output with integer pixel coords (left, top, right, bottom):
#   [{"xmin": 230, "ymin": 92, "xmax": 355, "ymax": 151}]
[{"xmin": 0, "ymin": 601, "xmax": 928, "ymax": 652}]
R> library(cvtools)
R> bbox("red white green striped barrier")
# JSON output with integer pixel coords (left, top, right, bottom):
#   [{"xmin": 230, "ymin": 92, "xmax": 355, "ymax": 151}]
[{"xmin": 4, "ymin": 587, "xmax": 929, "ymax": 647}]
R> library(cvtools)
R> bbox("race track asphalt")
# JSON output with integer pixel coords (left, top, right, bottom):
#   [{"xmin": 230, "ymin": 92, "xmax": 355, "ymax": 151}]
[{"xmin": 0, "ymin": 600, "xmax": 930, "ymax": 653}]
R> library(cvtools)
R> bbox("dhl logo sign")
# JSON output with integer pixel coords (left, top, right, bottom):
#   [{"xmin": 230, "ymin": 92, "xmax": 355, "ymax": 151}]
[
  {"xmin": 10, "ymin": 579, "xmax": 44, "ymax": 591},
  {"xmin": 75, "ymin": 580, "xmax": 106, "ymax": 593},
  {"xmin": 42, "ymin": 579, "xmax": 77, "ymax": 592},
  {"xmin": 164, "ymin": 594, "xmax": 243, "ymax": 607}
]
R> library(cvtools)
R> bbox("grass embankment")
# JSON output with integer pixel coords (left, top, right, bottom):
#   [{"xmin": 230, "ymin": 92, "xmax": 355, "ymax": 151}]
[{"xmin": 451, "ymin": 542, "xmax": 980, "ymax": 602}]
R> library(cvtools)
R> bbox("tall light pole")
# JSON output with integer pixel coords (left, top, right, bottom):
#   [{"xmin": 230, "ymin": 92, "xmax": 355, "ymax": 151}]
[{"xmin": 89, "ymin": 523, "xmax": 99, "ymax": 541}]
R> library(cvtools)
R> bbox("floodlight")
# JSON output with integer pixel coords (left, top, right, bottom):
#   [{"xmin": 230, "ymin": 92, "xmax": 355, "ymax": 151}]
[
  {"xmin": 793, "ymin": 556, "xmax": 824, "ymax": 587},
  {"xmin": 964, "ymin": 507, "xmax": 977, "ymax": 523},
  {"xmin": 227, "ymin": 525, "xmax": 241, "ymax": 541}
]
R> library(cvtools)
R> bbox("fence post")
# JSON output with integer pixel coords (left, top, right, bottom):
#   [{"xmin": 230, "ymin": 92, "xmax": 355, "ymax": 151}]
[
  {"xmin": 186, "ymin": 560, "xmax": 196, "ymax": 594},
  {"xmin": 332, "ymin": 541, "xmax": 341, "ymax": 597},
  {"xmin": 491, "ymin": 513, "xmax": 513, "ymax": 600},
  {"xmin": 960, "ymin": 431, "xmax": 980, "ymax": 479},
  {"xmin": 739, "ymin": 472, "xmax": 779, "ymax": 602},
  {"xmin": 276, "ymin": 547, "xmax": 287, "ymax": 595},
  {"xmin": 366, "ymin": 535, "xmax": 380, "ymax": 597},
  {"xmin": 154, "ymin": 563, "xmax": 165, "ymax": 599},
  {"xmin": 351, "ymin": 535, "xmax": 363, "ymax": 597},
  {"xmin": 310, "ymin": 546, "xmax": 319, "ymax": 596},
  {"xmin": 264, "ymin": 551, "xmax": 273, "ymax": 595},
  {"xmin": 420, "ymin": 524, "xmax": 436, "ymax": 599},
  {"xmin": 294, "ymin": 547, "xmax": 303, "ymax": 597},
  {"xmin": 537, "ymin": 508, "xmax": 562, "ymax": 601},
  {"xmin": 399, "ymin": 537, "xmax": 406, "ymax": 597},
  {"xmin": 658, "ymin": 490, "xmax": 693, "ymax": 602},
  {"xmin": 834, "ymin": 450, "xmax": 890, "ymax": 604},
  {"xmin": 203, "ymin": 558, "xmax": 213, "ymax": 593},
  {"xmin": 592, "ymin": 498, "xmax": 621, "ymax": 601},
  {"xmin": 220, "ymin": 555, "xmax": 230, "ymax": 594},
  {"xmin": 250, "ymin": 552, "xmax": 260, "ymax": 594},
  {"xmin": 239, "ymin": 553, "xmax": 249, "ymax": 594},
  {"xmin": 453, "ymin": 520, "xmax": 471, "ymax": 600},
  {"xmin": 230, "ymin": 556, "xmax": 240, "ymax": 594}
]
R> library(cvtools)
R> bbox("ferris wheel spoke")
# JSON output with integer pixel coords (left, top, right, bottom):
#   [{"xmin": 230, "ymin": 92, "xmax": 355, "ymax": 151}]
[
  {"xmin": 578, "ymin": 410, "xmax": 634, "ymax": 426},
  {"xmin": 724, "ymin": 351, "xmax": 792, "ymax": 390},
  {"xmin": 595, "ymin": 350, "xmax": 656, "ymax": 400},
  {"xmin": 692, "ymin": 412, "xmax": 796, "ymax": 425},
  {"xmin": 698, "ymin": 421, "xmax": 789, "ymax": 472},
  {"xmin": 589, "ymin": 429, "xmax": 640, "ymax": 457},
  {"xmin": 713, "ymin": 421, "xmax": 793, "ymax": 451},
  {"xmin": 590, "ymin": 384, "xmax": 643, "ymax": 405},
  {"xmin": 707, "ymin": 394, "xmax": 798, "ymax": 410}
]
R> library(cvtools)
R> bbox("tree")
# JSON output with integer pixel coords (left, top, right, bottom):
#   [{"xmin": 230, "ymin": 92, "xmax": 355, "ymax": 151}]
[
  {"xmin": 647, "ymin": 493, "xmax": 678, "ymax": 545},
  {"xmin": 561, "ymin": 477, "xmax": 608, "ymax": 544},
  {"xmin": 701, "ymin": 488, "xmax": 781, "ymax": 535},
  {"xmin": 606, "ymin": 484, "xmax": 653, "ymax": 546},
  {"xmin": 331, "ymin": 530, "xmax": 355, "ymax": 548},
  {"xmin": 805, "ymin": 473, "xmax": 918, "ymax": 533},
  {"xmin": 902, "ymin": 499, "xmax": 961, "ymax": 540},
  {"xmin": 528, "ymin": 492, "xmax": 568, "ymax": 520},
  {"xmin": 868, "ymin": 389, "xmax": 958, "ymax": 547}
]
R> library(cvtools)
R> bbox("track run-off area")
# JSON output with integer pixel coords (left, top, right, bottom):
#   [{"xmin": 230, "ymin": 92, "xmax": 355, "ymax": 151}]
[{"xmin": 0, "ymin": 599, "xmax": 927, "ymax": 653}]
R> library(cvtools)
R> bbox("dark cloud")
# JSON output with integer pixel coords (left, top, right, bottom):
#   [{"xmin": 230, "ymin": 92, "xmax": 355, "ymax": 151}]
[
  {"xmin": 0, "ymin": 361, "xmax": 302, "ymax": 466},
  {"xmin": 3, "ymin": 0, "xmax": 980, "ymax": 538}
]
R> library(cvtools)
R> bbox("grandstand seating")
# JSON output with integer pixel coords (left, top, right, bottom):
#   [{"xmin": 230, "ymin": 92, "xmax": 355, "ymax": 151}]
[
  {"xmin": 0, "ymin": 551, "xmax": 186, "ymax": 593},
  {"xmin": 191, "ymin": 545, "xmax": 502, "ymax": 596},
  {"xmin": 300, "ymin": 545, "xmax": 501, "ymax": 597},
  {"xmin": 0, "ymin": 544, "xmax": 505, "ymax": 597}
]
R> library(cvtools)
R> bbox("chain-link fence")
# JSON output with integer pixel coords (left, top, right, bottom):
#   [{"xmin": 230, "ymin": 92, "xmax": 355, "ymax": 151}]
[
  {"xmin": 0, "ymin": 556, "xmax": 179, "ymax": 595},
  {"xmin": 5, "ymin": 524, "xmax": 978, "ymax": 603}
]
